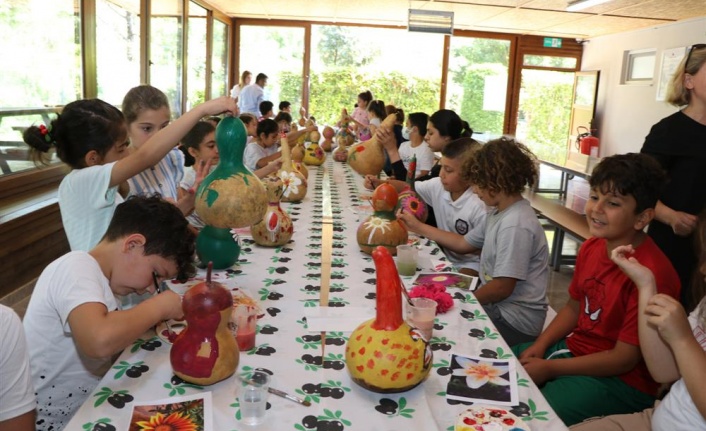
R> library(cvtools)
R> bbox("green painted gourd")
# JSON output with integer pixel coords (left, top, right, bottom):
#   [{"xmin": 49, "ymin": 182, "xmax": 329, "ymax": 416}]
[
  {"xmin": 195, "ymin": 117, "xmax": 267, "ymax": 229},
  {"xmin": 196, "ymin": 226, "xmax": 241, "ymax": 269}
]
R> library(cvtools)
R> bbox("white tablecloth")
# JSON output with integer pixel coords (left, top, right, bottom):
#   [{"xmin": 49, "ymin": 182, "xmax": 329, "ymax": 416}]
[{"xmin": 66, "ymin": 156, "xmax": 567, "ymax": 431}]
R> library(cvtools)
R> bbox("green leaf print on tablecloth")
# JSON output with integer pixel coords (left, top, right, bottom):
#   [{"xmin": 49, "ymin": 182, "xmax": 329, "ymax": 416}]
[
  {"xmin": 163, "ymin": 378, "xmax": 204, "ymax": 396},
  {"xmin": 111, "ymin": 360, "xmax": 147, "ymax": 379},
  {"xmin": 376, "ymin": 397, "xmax": 416, "ymax": 419},
  {"xmin": 93, "ymin": 387, "xmax": 133, "ymax": 408},
  {"xmin": 456, "ymin": 294, "xmax": 478, "ymax": 304},
  {"xmin": 81, "ymin": 417, "xmax": 114, "ymax": 430}
]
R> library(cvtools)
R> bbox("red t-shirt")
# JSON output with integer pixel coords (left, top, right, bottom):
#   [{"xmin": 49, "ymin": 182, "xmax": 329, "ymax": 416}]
[{"xmin": 566, "ymin": 236, "xmax": 681, "ymax": 395}]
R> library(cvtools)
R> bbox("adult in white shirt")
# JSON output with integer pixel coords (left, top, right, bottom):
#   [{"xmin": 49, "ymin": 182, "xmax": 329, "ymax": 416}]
[
  {"xmin": 238, "ymin": 73, "xmax": 268, "ymax": 116},
  {"xmin": 230, "ymin": 70, "xmax": 252, "ymax": 101}
]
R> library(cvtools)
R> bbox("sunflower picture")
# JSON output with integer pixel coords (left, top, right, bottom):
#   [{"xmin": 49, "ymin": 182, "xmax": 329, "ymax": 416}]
[{"xmin": 129, "ymin": 393, "xmax": 212, "ymax": 431}]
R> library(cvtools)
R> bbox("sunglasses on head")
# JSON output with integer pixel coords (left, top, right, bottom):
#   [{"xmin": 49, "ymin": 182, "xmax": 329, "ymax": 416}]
[{"xmin": 685, "ymin": 44, "xmax": 706, "ymax": 73}]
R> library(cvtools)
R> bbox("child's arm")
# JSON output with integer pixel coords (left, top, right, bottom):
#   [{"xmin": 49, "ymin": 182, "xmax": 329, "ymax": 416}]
[
  {"xmin": 519, "ymin": 299, "xmax": 580, "ymax": 360},
  {"xmin": 67, "ymin": 291, "xmax": 182, "ymax": 358},
  {"xmin": 611, "ymin": 245, "xmax": 680, "ymax": 382},
  {"xmin": 473, "ymin": 277, "xmax": 517, "ymax": 304},
  {"xmin": 521, "ymin": 339, "xmax": 642, "ymax": 386},
  {"xmin": 253, "ymin": 158, "xmax": 282, "ymax": 178},
  {"xmin": 647, "ymin": 293, "xmax": 706, "ymax": 418},
  {"xmin": 110, "ymin": 97, "xmax": 237, "ymax": 188},
  {"xmin": 174, "ymin": 159, "xmax": 210, "ymax": 215},
  {"xmin": 398, "ymin": 210, "xmax": 479, "ymax": 254},
  {"xmin": 255, "ymin": 151, "xmax": 281, "ymax": 169},
  {"xmin": 286, "ymin": 125, "xmax": 317, "ymax": 144}
]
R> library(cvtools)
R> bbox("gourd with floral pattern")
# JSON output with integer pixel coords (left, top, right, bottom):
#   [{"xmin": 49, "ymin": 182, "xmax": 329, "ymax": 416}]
[{"xmin": 356, "ymin": 183, "xmax": 408, "ymax": 255}]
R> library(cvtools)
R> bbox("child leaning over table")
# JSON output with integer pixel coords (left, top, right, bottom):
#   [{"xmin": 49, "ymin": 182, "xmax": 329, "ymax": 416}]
[
  {"xmin": 397, "ymin": 138, "xmax": 487, "ymax": 276},
  {"xmin": 570, "ymin": 210, "xmax": 706, "ymax": 431},
  {"xmin": 22, "ymin": 196, "xmax": 194, "ymax": 430},
  {"xmin": 513, "ymin": 153, "xmax": 681, "ymax": 427}
]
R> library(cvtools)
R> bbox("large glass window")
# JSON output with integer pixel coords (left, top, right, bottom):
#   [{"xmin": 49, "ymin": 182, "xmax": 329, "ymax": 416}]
[
  {"xmin": 210, "ymin": 18, "xmax": 229, "ymax": 99},
  {"xmin": 150, "ymin": 0, "xmax": 184, "ymax": 117},
  {"xmin": 445, "ymin": 37, "xmax": 511, "ymax": 142},
  {"xmin": 186, "ymin": 1, "xmax": 207, "ymax": 110},
  {"xmin": 238, "ymin": 25, "xmax": 305, "ymax": 115},
  {"xmin": 309, "ymin": 25, "xmax": 444, "ymax": 126},
  {"xmin": 96, "ymin": 0, "xmax": 140, "ymax": 105},
  {"xmin": 0, "ymin": 0, "xmax": 81, "ymax": 176}
]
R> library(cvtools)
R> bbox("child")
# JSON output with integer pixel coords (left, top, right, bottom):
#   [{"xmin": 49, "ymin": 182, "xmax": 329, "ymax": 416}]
[
  {"xmin": 570, "ymin": 213, "xmax": 706, "ymax": 430},
  {"xmin": 24, "ymin": 96, "xmax": 236, "ymax": 252},
  {"xmin": 122, "ymin": 85, "xmax": 193, "ymax": 216},
  {"xmin": 244, "ymin": 118, "xmax": 281, "ymax": 172},
  {"xmin": 258, "ymin": 100, "xmax": 274, "ymax": 121},
  {"xmin": 346, "ymin": 90, "xmax": 372, "ymax": 141},
  {"xmin": 461, "ymin": 137, "xmax": 549, "ymax": 345},
  {"xmin": 274, "ymin": 111, "xmax": 317, "ymax": 145},
  {"xmin": 240, "ymin": 113, "xmax": 258, "ymax": 145},
  {"xmin": 179, "ymin": 121, "xmax": 280, "ymax": 230},
  {"xmin": 514, "ymin": 153, "xmax": 681, "ymax": 426},
  {"xmin": 397, "ymin": 112, "xmax": 434, "ymax": 178},
  {"xmin": 365, "ymin": 99, "xmax": 386, "ymax": 138},
  {"xmin": 22, "ymin": 196, "xmax": 194, "ymax": 430},
  {"xmin": 397, "ymin": 138, "xmax": 487, "ymax": 275},
  {"xmin": 0, "ymin": 305, "xmax": 35, "ymax": 431},
  {"xmin": 279, "ymin": 101, "xmax": 292, "ymax": 113}
]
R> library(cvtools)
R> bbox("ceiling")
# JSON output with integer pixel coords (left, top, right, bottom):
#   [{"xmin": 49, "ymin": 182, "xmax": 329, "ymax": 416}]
[{"xmin": 206, "ymin": 0, "xmax": 706, "ymax": 39}]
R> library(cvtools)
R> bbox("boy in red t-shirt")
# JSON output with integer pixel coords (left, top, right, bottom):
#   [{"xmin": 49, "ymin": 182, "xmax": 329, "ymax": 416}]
[{"xmin": 512, "ymin": 153, "xmax": 681, "ymax": 426}]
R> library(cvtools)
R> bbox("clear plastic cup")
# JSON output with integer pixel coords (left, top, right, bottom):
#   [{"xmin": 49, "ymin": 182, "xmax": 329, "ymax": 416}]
[
  {"xmin": 239, "ymin": 371, "xmax": 270, "ymax": 425},
  {"xmin": 396, "ymin": 244, "xmax": 418, "ymax": 277},
  {"xmin": 406, "ymin": 297, "xmax": 437, "ymax": 340}
]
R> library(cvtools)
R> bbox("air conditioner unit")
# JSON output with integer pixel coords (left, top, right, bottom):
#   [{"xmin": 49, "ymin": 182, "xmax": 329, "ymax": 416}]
[{"xmin": 408, "ymin": 9, "xmax": 454, "ymax": 35}]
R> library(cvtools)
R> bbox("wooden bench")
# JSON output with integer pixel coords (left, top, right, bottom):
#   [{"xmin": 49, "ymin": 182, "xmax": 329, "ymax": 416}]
[{"xmin": 523, "ymin": 190, "xmax": 591, "ymax": 271}]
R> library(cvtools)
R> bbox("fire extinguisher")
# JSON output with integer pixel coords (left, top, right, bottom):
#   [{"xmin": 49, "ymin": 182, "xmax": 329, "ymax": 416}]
[{"xmin": 576, "ymin": 126, "xmax": 600, "ymax": 157}]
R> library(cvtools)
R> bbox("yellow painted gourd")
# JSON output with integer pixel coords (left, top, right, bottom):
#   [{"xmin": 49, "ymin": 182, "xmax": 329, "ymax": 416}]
[{"xmin": 348, "ymin": 114, "xmax": 397, "ymax": 176}]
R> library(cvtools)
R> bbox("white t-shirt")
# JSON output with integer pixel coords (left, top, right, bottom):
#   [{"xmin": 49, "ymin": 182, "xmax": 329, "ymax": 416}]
[
  {"xmin": 652, "ymin": 299, "xmax": 706, "ymax": 430},
  {"xmin": 23, "ymin": 251, "xmax": 119, "ymax": 430},
  {"xmin": 0, "ymin": 305, "xmax": 36, "ymax": 422},
  {"xmin": 179, "ymin": 166, "xmax": 205, "ymax": 229},
  {"xmin": 467, "ymin": 199, "xmax": 549, "ymax": 336},
  {"xmin": 58, "ymin": 162, "xmax": 124, "ymax": 251},
  {"xmin": 415, "ymin": 177, "xmax": 487, "ymax": 272},
  {"xmin": 230, "ymin": 84, "xmax": 242, "ymax": 99},
  {"xmin": 244, "ymin": 142, "xmax": 273, "ymax": 172},
  {"xmin": 128, "ymin": 147, "xmax": 184, "ymax": 200},
  {"xmin": 398, "ymin": 141, "xmax": 435, "ymax": 178}
]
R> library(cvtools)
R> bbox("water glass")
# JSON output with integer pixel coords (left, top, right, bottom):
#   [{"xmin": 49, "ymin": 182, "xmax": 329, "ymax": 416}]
[
  {"xmin": 396, "ymin": 244, "xmax": 418, "ymax": 277},
  {"xmin": 239, "ymin": 371, "xmax": 270, "ymax": 425}
]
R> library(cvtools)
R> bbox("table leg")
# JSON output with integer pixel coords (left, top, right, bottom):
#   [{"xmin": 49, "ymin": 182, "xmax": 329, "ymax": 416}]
[{"xmin": 551, "ymin": 228, "xmax": 565, "ymax": 271}]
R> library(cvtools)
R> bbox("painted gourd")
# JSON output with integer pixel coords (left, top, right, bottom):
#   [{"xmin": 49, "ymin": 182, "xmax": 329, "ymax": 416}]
[
  {"xmin": 303, "ymin": 141, "xmax": 325, "ymax": 166},
  {"xmin": 278, "ymin": 135, "xmax": 308, "ymax": 203},
  {"xmin": 293, "ymin": 161, "xmax": 309, "ymax": 179},
  {"xmin": 336, "ymin": 127, "xmax": 355, "ymax": 147},
  {"xmin": 357, "ymin": 183, "xmax": 408, "ymax": 255},
  {"xmin": 195, "ymin": 116, "xmax": 267, "ymax": 229},
  {"xmin": 345, "ymin": 246, "xmax": 433, "ymax": 392},
  {"xmin": 291, "ymin": 142, "xmax": 305, "ymax": 163},
  {"xmin": 321, "ymin": 126, "xmax": 335, "ymax": 151},
  {"xmin": 348, "ymin": 114, "xmax": 397, "ymax": 176},
  {"xmin": 395, "ymin": 155, "xmax": 428, "ymax": 222},
  {"xmin": 196, "ymin": 226, "xmax": 241, "ymax": 270},
  {"xmin": 333, "ymin": 140, "xmax": 348, "ymax": 162},
  {"xmin": 251, "ymin": 176, "xmax": 294, "ymax": 246},
  {"xmin": 171, "ymin": 263, "xmax": 239, "ymax": 385}
]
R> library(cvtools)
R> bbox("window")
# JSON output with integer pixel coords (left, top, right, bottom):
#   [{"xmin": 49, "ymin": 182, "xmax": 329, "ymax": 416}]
[
  {"xmin": 150, "ymin": 0, "xmax": 184, "ymax": 117},
  {"xmin": 0, "ymin": 0, "xmax": 81, "ymax": 177},
  {"xmin": 309, "ymin": 25, "xmax": 443, "ymax": 126},
  {"xmin": 446, "ymin": 37, "xmax": 511, "ymax": 141},
  {"xmin": 622, "ymin": 49, "xmax": 656, "ymax": 84},
  {"xmin": 211, "ymin": 18, "xmax": 229, "ymax": 99},
  {"xmin": 96, "ymin": 0, "xmax": 141, "ymax": 105},
  {"xmin": 186, "ymin": 1, "xmax": 207, "ymax": 110}
]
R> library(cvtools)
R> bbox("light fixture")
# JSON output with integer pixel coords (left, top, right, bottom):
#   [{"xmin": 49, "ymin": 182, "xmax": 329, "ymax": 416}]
[
  {"xmin": 566, "ymin": 0, "xmax": 612, "ymax": 12},
  {"xmin": 408, "ymin": 9, "xmax": 454, "ymax": 34}
]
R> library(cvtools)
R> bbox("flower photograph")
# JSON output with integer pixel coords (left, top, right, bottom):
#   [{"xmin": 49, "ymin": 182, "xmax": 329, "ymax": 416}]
[
  {"xmin": 128, "ymin": 393, "xmax": 212, "ymax": 431},
  {"xmin": 446, "ymin": 353, "xmax": 518, "ymax": 406}
]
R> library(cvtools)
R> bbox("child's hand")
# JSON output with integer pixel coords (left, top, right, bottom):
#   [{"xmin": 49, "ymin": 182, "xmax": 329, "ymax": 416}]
[
  {"xmin": 610, "ymin": 245, "xmax": 655, "ymax": 289},
  {"xmin": 518, "ymin": 343, "xmax": 546, "ymax": 361},
  {"xmin": 154, "ymin": 290, "xmax": 184, "ymax": 321},
  {"xmin": 200, "ymin": 96, "xmax": 238, "ymax": 116},
  {"xmin": 363, "ymin": 175, "xmax": 381, "ymax": 191},
  {"xmin": 194, "ymin": 159, "xmax": 211, "ymax": 188},
  {"xmin": 397, "ymin": 209, "xmax": 421, "ymax": 233},
  {"xmin": 645, "ymin": 294, "xmax": 692, "ymax": 347},
  {"xmin": 375, "ymin": 128, "xmax": 397, "ymax": 151},
  {"xmin": 519, "ymin": 357, "xmax": 554, "ymax": 386}
]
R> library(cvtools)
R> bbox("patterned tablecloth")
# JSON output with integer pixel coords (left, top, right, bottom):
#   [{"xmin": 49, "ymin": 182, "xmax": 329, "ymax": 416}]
[{"xmin": 67, "ymin": 156, "xmax": 568, "ymax": 431}]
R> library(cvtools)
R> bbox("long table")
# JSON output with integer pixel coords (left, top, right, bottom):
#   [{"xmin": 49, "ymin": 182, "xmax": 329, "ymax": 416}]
[{"xmin": 66, "ymin": 156, "xmax": 568, "ymax": 431}]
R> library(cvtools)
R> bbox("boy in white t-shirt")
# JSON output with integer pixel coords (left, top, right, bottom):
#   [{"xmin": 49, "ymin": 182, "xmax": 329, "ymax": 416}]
[
  {"xmin": 397, "ymin": 112, "xmax": 435, "ymax": 179},
  {"xmin": 398, "ymin": 138, "xmax": 487, "ymax": 275},
  {"xmin": 23, "ymin": 196, "xmax": 193, "ymax": 430},
  {"xmin": 0, "ymin": 305, "xmax": 35, "ymax": 430},
  {"xmin": 244, "ymin": 119, "xmax": 281, "ymax": 172}
]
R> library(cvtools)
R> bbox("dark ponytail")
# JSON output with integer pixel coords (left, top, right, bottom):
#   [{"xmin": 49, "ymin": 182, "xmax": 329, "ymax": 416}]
[
  {"xmin": 429, "ymin": 109, "xmax": 473, "ymax": 140},
  {"xmin": 180, "ymin": 121, "xmax": 215, "ymax": 167},
  {"xmin": 358, "ymin": 90, "xmax": 373, "ymax": 104},
  {"xmin": 367, "ymin": 100, "xmax": 386, "ymax": 121}
]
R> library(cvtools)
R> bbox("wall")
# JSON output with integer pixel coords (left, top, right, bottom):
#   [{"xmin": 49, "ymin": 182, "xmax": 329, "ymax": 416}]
[{"xmin": 581, "ymin": 17, "xmax": 706, "ymax": 157}]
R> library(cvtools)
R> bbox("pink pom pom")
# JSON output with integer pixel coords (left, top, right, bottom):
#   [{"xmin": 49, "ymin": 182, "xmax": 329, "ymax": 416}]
[{"xmin": 409, "ymin": 283, "xmax": 454, "ymax": 314}]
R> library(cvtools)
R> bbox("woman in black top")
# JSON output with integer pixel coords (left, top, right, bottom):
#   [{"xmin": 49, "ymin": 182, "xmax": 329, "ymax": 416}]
[{"xmin": 641, "ymin": 44, "xmax": 706, "ymax": 310}]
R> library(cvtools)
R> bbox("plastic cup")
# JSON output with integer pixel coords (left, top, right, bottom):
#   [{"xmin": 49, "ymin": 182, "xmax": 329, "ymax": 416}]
[
  {"xmin": 231, "ymin": 304, "xmax": 258, "ymax": 351},
  {"xmin": 239, "ymin": 371, "xmax": 270, "ymax": 425},
  {"xmin": 396, "ymin": 244, "xmax": 418, "ymax": 277},
  {"xmin": 406, "ymin": 297, "xmax": 437, "ymax": 340}
]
